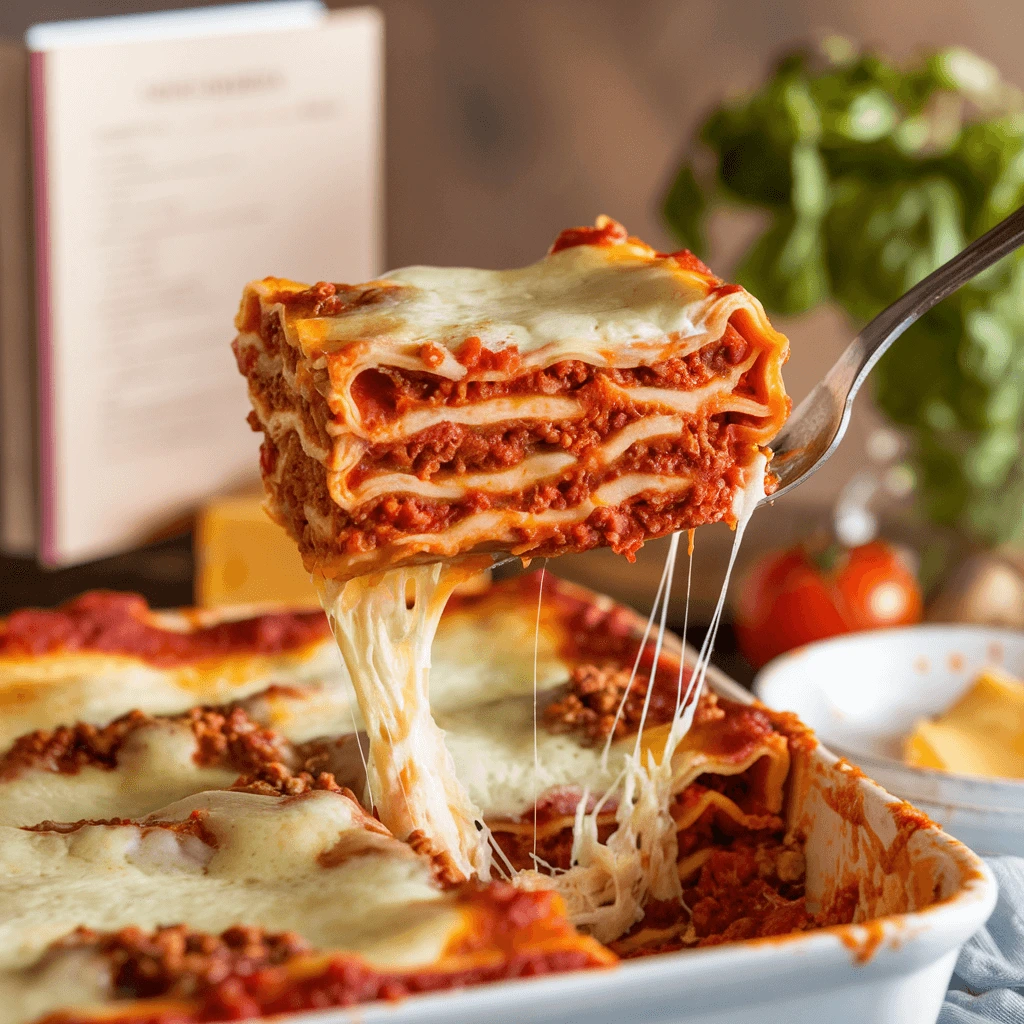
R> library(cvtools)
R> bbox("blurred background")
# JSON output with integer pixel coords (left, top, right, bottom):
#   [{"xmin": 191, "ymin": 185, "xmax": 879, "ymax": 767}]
[{"xmin": 5, "ymin": 0, "xmax": 1024, "ymax": 681}]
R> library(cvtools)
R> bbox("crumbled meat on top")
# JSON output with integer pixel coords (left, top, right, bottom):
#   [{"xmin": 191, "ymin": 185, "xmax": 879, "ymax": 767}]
[
  {"xmin": 0, "ymin": 710, "xmax": 149, "ymax": 779},
  {"xmin": 230, "ymin": 761, "xmax": 349, "ymax": 798},
  {"xmin": 187, "ymin": 707, "xmax": 292, "ymax": 773},
  {"xmin": 54, "ymin": 924, "xmax": 309, "ymax": 999},
  {"xmin": 543, "ymin": 663, "xmax": 724, "ymax": 745},
  {"xmin": 0, "ymin": 706, "xmax": 292, "ymax": 780},
  {"xmin": 543, "ymin": 664, "xmax": 636, "ymax": 744}
]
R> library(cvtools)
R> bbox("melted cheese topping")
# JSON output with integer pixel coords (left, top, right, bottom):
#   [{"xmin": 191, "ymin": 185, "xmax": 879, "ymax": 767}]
[
  {"xmin": 0, "ymin": 642, "xmax": 343, "ymax": 755},
  {"xmin": 284, "ymin": 242, "xmax": 765, "ymax": 371},
  {"xmin": 0, "ymin": 720, "xmax": 239, "ymax": 828},
  {"xmin": 0, "ymin": 790, "xmax": 463, "ymax": 1023}
]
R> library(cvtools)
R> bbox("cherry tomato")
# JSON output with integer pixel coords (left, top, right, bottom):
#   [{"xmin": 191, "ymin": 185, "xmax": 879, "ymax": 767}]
[{"xmin": 734, "ymin": 541, "xmax": 923, "ymax": 669}]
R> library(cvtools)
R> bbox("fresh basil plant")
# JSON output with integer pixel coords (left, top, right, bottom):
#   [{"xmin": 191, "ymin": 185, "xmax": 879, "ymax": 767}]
[{"xmin": 665, "ymin": 40, "xmax": 1024, "ymax": 546}]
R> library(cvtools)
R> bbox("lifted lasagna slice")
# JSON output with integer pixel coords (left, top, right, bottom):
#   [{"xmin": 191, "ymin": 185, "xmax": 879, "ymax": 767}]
[{"xmin": 234, "ymin": 216, "xmax": 790, "ymax": 581}]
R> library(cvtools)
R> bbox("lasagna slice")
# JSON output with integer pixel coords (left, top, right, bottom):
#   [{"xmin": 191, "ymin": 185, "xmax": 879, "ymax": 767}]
[
  {"xmin": 0, "ymin": 787, "xmax": 611, "ymax": 1024},
  {"xmin": 234, "ymin": 216, "xmax": 790, "ymax": 580}
]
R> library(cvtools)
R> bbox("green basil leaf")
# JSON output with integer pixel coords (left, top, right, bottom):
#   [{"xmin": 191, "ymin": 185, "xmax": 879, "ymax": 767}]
[
  {"xmin": 790, "ymin": 143, "xmax": 829, "ymax": 218},
  {"xmin": 735, "ymin": 213, "xmax": 829, "ymax": 316},
  {"xmin": 664, "ymin": 40, "xmax": 1024, "ymax": 548}
]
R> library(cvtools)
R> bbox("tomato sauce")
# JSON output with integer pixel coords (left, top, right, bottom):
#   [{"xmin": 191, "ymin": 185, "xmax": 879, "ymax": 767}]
[{"xmin": 0, "ymin": 592, "xmax": 330, "ymax": 665}]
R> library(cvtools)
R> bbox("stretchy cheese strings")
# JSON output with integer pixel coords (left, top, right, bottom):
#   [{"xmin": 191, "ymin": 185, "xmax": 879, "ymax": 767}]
[
  {"xmin": 671, "ymin": 453, "xmax": 766, "ymax": 746},
  {"xmin": 519, "ymin": 534, "xmax": 683, "ymax": 940},
  {"xmin": 317, "ymin": 561, "xmax": 493, "ymax": 882},
  {"xmin": 676, "ymin": 531, "xmax": 695, "ymax": 714},
  {"xmin": 348, "ymin": 700, "xmax": 373, "ymax": 814},
  {"xmin": 532, "ymin": 561, "xmax": 547, "ymax": 865},
  {"xmin": 632, "ymin": 532, "xmax": 680, "ymax": 760},
  {"xmin": 324, "ymin": 632, "xmax": 375, "ymax": 815},
  {"xmin": 599, "ymin": 547, "xmax": 675, "ymax": 772},
  {"xmin": 488, "ymin": 829, "xmax": 517, "ymax": 880},
  {"xmin": 518, "ymin": 455, "xmax": 767, "ymax": 942}
]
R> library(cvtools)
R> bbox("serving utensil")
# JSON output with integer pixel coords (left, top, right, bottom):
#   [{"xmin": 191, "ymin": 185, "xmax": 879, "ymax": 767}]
[{"xmin": 763, "ymin": 203, "xmax": 1024, "ymax": 504}]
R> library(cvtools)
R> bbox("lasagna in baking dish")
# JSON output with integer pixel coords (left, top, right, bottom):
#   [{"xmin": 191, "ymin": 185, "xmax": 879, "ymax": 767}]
[
  {"xmin": 233, "ymin": 216, "xmax": 790, "ymax": 579},
  {"xmin": 0, "ymin": 577, "xmax": 855, "ymax": 1023}
]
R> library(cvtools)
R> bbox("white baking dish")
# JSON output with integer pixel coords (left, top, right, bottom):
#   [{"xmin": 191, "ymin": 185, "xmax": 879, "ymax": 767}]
[{"xmin": 266, "ymin": 662, "xmax": 998, "ymax": 1024}]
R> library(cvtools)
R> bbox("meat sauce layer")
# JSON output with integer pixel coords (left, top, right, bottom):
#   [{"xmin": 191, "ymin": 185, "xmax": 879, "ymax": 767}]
[
  {"xmin": 265, "ymin": 426, "xmax": 750, "ymax": 563},
  {"xmin": 348, "ymin": 401, "xmax": 744, "ymax": 485},
  {"xmin": 348, "ymin": 327, "xmax": 753, "ymax": 429},
  {"xmin": 36, "ymin": 886, "xmax": 608, "ymax": 1024},
  {"xmin": 0, "ymin": 707, "xmax": 291, "ymax": 781}
]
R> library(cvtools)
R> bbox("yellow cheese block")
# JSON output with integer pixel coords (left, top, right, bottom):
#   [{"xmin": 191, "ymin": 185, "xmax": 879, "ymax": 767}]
[
  {"xmin": 904, "ymin": 668, "xmax": 1024, "ymax": 779},
  {"xmin": 195, "ymin": 495, "xmax": 319, "ymax": 608},
  {"xmin": 195, "ymin": 495, "xmax": 493, "ymax": 609}
]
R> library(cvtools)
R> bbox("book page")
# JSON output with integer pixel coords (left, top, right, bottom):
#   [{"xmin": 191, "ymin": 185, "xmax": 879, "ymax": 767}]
[{"xmin": 32, "ymin": 7, "xmax": 382, "ymax": 565}]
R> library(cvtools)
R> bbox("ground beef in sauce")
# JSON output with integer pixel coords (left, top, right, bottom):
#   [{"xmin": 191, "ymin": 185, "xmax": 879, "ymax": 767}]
[
  {"xmin": 38, "ymin": 887, "xmax": 605, "ymax": 1021},
  {"xmin": 264, "ymin": 422, "xmax": 752, "ymax": 566},
  {"xmin": 52, "ymin": 924, "xmax": 310, "ymax": 1000},
  {"xmin": 347, "ymin": 327, "xmax": 752, "ymax": 426},
  {"xmin": 543, "ymin": 665, "xmax": 729, "ymax": 745},
  {"xmin": 0, "ymin": 707, "xmax": 292, "ymax": 781},
  {"xmin": 610, "ymin": 834, "xmax": 815, "ymax": 957}
]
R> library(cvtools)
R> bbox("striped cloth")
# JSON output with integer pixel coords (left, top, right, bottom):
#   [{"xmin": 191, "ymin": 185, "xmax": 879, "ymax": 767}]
[{"xmin": 941, "ymin": 857, "xmax": 1024, "ymax": 1024}]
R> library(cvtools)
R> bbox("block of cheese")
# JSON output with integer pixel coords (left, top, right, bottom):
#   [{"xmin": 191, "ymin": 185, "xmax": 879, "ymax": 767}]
[
  {"xmin": 195, "ymin": 494, "xmax": 319, "ymax": 608},
  {"xmin": 904, "ymin": 667, "xmax": 1024, "ymax": 779},
  {"xmin": 195, "ymin": 494, "xmax": 493, "ymax": 608}
]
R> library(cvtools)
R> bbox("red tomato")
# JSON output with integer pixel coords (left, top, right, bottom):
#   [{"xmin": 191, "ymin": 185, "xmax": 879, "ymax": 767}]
[{"xmin": 734, "ymin": 541, "xmax": 923, "ymax": 669}]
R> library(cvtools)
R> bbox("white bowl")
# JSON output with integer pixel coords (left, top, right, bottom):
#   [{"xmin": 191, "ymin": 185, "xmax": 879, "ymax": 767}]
[{"xmin": 754, "ymin": 625, "xmax": 1024, "ymax": 855}]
